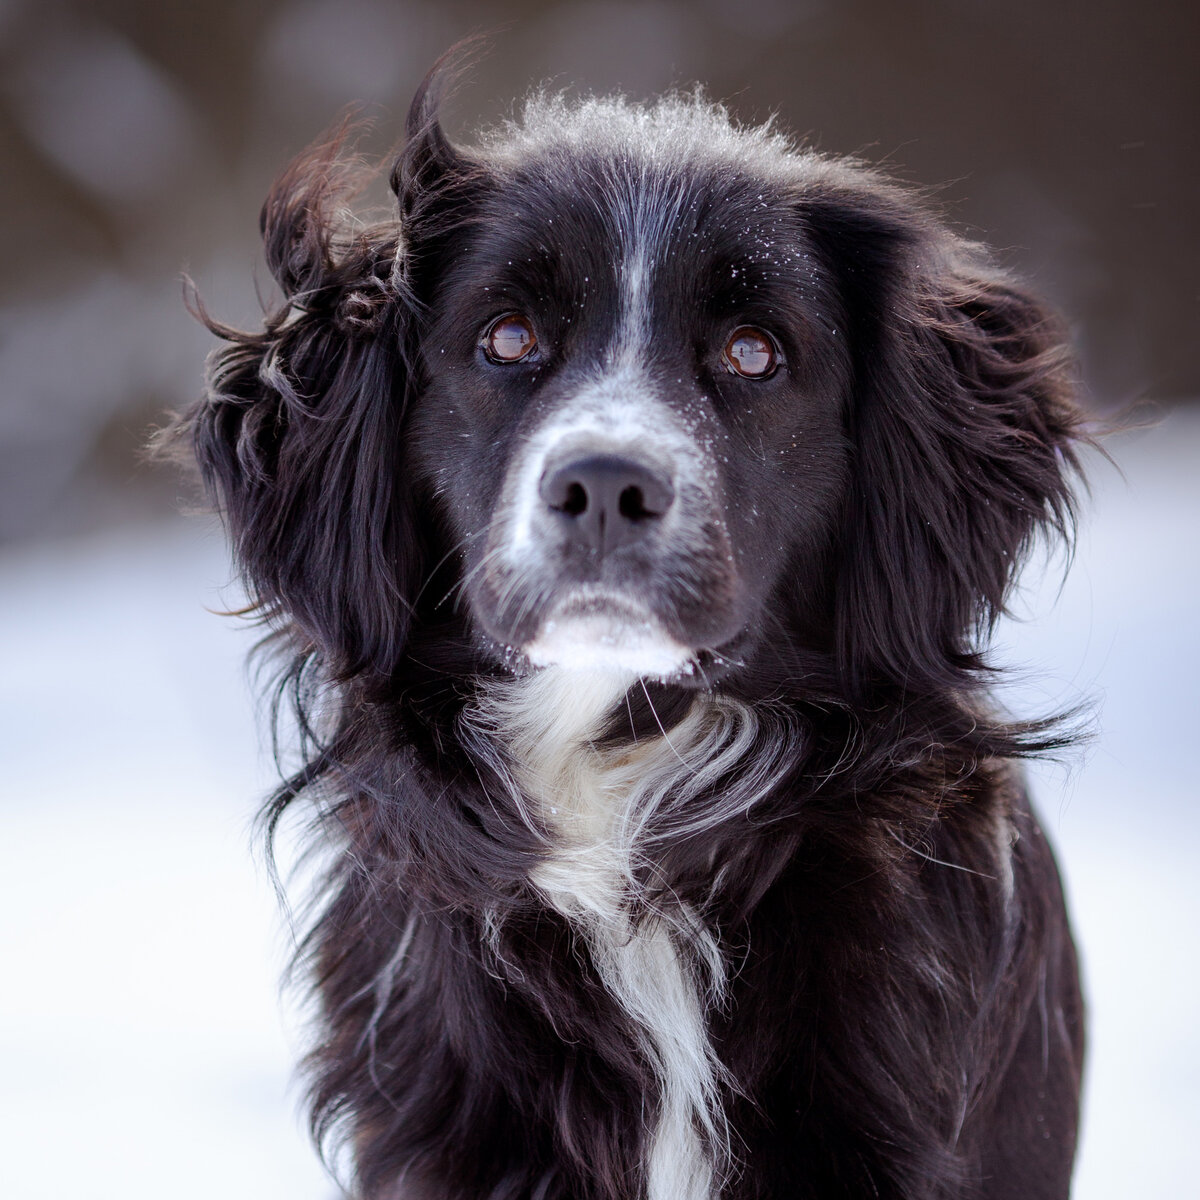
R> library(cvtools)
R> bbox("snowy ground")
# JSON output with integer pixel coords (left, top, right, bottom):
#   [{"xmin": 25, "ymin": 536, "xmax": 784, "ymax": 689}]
[{"xmin": 1, "ymin": 410, "xmax": 1196, "ymax": 1199}]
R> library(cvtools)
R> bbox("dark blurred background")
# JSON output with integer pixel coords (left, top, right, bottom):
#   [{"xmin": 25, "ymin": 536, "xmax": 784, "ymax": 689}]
[
  {"xmin": 2, "ymin": 5, "xmax": 1197, "ymax": 1199},
  {"xmin": 1, "ymin": 0, "xmax": 1197, "ymax": 545}
]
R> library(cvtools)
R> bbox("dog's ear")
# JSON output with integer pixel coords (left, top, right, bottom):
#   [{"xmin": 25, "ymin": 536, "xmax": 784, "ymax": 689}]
[
  {"xmin": 806, "ymin": 186, "xmax": 1086, "ymax": 699},
  {"xmin": 181, "ymin": 72, "xmax": 479, "ymax": 680},
  {"xmin": 391, "ymin": 52, "xmax": 484, "ymax": 243}
]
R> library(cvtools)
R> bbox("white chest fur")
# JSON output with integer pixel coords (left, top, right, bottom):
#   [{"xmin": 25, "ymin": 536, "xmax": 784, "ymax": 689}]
[{"xmin": 467, "ymin": 667, "xmax": 786, "ymax": 1200}]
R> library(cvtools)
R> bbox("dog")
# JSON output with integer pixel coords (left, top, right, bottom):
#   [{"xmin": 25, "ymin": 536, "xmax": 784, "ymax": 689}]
[{"xmin": 175, "ymin": 58, "xmax": 1087, "ymax": 1200}]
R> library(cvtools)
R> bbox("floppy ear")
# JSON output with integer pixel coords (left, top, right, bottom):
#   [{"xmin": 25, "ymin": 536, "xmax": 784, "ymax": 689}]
[
  {"xmin": 181, "ymin": 74, "xmax": 477, "ymax": 680},
  {"xmin": 808, "ymin": 189, "xmax": 1086, "ymax": 699}
]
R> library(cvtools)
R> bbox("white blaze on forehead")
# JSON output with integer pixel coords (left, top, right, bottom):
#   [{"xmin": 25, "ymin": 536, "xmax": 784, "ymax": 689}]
[
  {"xmin": 607, "ymin": 166, "xmax": 692, "ymax": 371},
  {"xmin": 612, "ymin": 242, "xmax": 651, "ymax": 369}
]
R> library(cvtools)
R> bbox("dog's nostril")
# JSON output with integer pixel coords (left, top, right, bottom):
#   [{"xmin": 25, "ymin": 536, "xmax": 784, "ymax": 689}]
[
  {"xmin": 618, "ymin": 485, "xmax": 651, "ymax": 522},
  {"xmin": 560, "ymin": 481, "xmax": 588, "ymax": 517}
]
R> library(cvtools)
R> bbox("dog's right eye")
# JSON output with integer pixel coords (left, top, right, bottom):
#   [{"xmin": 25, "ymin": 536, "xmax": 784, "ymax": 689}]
[
  {"xmin": 482, "ymin": 314, "xmax": 539, "ymax": 363},
  {"xmin": 723, "ymin": 327, "xmax": 779, "ymax": 379}
]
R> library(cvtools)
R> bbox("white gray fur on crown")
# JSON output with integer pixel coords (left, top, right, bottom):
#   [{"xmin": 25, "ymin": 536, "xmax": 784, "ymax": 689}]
[
  {"xmin": 462, "ymin": 666, "xmax": 799, "ymax": 1200},
  {"xmin": 476, "ymin": 91, "xmax": 798, "ymax": 181}
]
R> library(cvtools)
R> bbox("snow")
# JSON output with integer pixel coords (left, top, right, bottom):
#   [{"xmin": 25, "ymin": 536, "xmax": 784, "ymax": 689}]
[
  {"xmin": 0, "ymin": 520, "xmax": 334, "ymax": 1200},
  {"xmin": 1, "ymin": 409, "xmax": 1196, "ymax": 1198},
  {"xmin": 992, "ymin": 407, "xmax": 1200, "ymax": 1197}
]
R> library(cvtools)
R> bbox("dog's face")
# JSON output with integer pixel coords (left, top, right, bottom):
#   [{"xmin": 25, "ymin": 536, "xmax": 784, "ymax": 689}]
[
  {"xmin": 190, "ymin": 82, "xmax": 1081, "ymax": 697},
  {"xmin": 411, "ymin": 138, "xmax": 852, "ymax": 679}
]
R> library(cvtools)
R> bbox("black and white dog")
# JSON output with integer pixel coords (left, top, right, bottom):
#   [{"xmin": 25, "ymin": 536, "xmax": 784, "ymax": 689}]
[{"xmin": 178, "ymin": 59, "xmax": 1087, "ymax": 1200}]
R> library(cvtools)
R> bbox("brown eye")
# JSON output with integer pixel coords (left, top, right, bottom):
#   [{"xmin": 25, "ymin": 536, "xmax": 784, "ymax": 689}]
[
  {"xmin": 723, "ymin": 327, "xmax": 778, "ymax": 378},
  {"xmin": 483, "ymin": 314, "xmax": 538, "ymax": 363}
]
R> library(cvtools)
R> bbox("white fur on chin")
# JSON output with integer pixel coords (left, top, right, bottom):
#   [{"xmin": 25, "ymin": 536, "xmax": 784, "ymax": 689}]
[{"xmin": 523, "ymin": 611, "xmax": 697, "ymax": 679}]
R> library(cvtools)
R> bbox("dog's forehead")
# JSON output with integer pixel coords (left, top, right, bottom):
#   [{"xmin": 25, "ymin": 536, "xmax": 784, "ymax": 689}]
[
  {"xmin": 441, "ymin": 151, "xmax": 825, "ymax": 356},
  {"xmin": 487, "ymin": 153, "xmax": 803, "ymax": 268}
]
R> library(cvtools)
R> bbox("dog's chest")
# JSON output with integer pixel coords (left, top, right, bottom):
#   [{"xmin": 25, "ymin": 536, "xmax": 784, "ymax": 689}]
[{"xmin": 475, "ymin": 668, "xmax": 728, "ymax": 1200}]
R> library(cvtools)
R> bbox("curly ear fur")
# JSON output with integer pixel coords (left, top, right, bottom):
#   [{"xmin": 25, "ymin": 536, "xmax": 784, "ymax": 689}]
[
  {"xmin": 808, "ymin": 190, "xmax": 1085, "ymax": 701},
  {"xmin": 191, "ymin": 144, "xmax": 410, "ymax": 679},
  {"xmin": 171, "ymin": 71, "xmax": 481, "ymax": 680}
]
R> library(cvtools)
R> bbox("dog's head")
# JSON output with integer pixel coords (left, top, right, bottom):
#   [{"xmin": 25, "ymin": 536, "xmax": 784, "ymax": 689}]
[{"xmin": 187, "ymin": 63, "xmax": 1082, "ymax": 701}]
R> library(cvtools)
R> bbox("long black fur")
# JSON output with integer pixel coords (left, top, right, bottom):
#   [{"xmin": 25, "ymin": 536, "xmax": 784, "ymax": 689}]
[{"xmin": 169, "ymin": 57, "xmax": 1087, "ymax": 1200}]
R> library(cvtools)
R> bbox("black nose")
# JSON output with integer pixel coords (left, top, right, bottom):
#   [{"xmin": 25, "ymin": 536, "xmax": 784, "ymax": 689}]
[{"xmin": 539, "ymin": 453, "xmax": 675, "ymax": 556}]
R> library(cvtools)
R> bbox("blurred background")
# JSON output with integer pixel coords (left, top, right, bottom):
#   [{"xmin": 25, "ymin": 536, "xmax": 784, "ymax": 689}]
[{"xmin": 1, "ymin": 1, "xmax": 1196, "ymax": 1197}]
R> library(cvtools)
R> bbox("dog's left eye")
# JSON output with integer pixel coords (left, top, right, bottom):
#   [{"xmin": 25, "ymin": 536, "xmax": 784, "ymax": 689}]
[
  {"xmin": 482, "ymin": 314, "xmax": 539, "ymax": 363},
  {"xmin": 723, "ymin": 327, "xmax": 779, "ymax": 378}
]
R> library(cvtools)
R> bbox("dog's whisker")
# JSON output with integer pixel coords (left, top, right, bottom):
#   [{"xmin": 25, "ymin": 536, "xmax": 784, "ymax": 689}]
[{"xmin": 413, "ymin": 525, "xmax": 490, "ymax": 607}]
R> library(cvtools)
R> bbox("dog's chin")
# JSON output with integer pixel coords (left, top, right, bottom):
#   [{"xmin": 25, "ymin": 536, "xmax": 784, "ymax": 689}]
[{"xmin": 521, "ymin": 596, "xmax": 697, "ymax": 681}]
